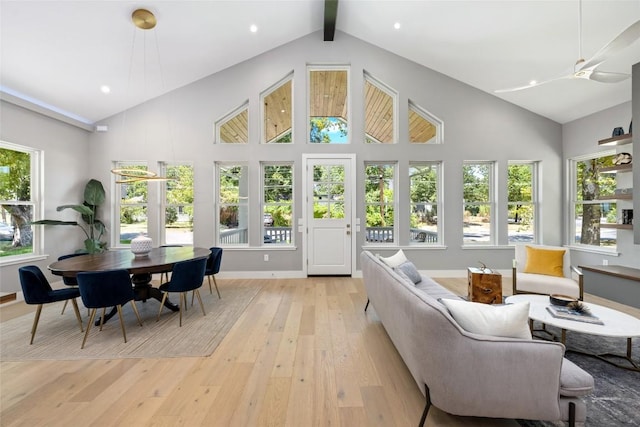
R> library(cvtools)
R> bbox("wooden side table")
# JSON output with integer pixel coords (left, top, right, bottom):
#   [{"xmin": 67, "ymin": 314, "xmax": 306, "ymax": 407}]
[{"xmin": 468, "ymin": 267, "xmax": 502, "ymax": 304}]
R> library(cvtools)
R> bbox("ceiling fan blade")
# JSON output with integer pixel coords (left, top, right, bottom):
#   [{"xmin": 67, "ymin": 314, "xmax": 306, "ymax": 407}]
[
  {"xmin": 579, "ymin": 20, "xmax": 640, "ymax": 71},
  {"xmin": 589, "ymin": 70, "xmax": 630, "ymax": 83},
  {"xmin": 494, "ymin": 74, "xmax": 570, "ymax": 93}
]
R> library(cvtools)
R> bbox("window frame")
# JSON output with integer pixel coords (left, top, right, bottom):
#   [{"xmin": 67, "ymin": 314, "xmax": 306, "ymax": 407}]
[
  {"xmin": 363, "ymin": 71, "xmax": 398, "ymax": 144},
  {"xmin": 463, "ymin": 161, "xmax": 496, "ymax": 246},
  {"xmin": 409, "ymin": 161, "xmax": 442, "ymax": 245},
  {"xmin": 507, "ymin": 161, "xmax": 539, "ymax": 245},
  {"xmin": 0, "ymin": 141, "xmax": 43, "ymax": 263},
  {"xmin": 159, "ymin": 162, "xmax": 194, "ymax": 246},
  {"xmin": 261, "ymin": 162, "xmax": 294, "ymax": 246},
  {"xmin": 307, "ymin": 65, "xmax": 350, "ymax": 144},
  {"xmin": 112, "ymin": 161, "xmax": 149, "ymax": 247},
  {"xmin": 408, "ymin": 100, "xmax": 444, "ymax": 144},
  {"xmin": 216, "ymin": 162, "xmax": 249, "ymax": 246},
  {"xmin": 364, "ymin": 161, "xmax": 397, "ymax": 245},
  {"xmin": 215, "ymin": 101, "xmax": 249, "ymax": 144},
  {"xmin": 568, "ymin": 150, "xmax": 619, "ymax": 252}
]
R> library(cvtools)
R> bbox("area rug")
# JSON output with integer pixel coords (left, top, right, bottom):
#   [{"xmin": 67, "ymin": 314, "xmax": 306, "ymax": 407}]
[
  {"xmin": 517, "ymin": 323, "xmax": 640, "ymax": 426},
  {"xmin": 0, "ymin": 281, "xmax": 261, "ymax": 360}
]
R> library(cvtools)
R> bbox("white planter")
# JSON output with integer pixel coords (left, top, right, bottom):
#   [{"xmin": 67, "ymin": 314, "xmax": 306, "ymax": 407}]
[{"xmin": 131, "ymin": 234, "xmax": 153, "ymax": 257}]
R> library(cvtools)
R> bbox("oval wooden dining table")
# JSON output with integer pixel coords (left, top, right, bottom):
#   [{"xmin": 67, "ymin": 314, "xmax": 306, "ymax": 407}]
[{"xmin": 49, "ymin": 246, "xmax": 211, "ymax": 324}]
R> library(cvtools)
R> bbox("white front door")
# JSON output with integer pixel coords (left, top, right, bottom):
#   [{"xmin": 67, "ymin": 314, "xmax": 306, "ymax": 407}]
[{"xmin": 304, "ymin": 155, "xmax": 354, "ymax": 275}]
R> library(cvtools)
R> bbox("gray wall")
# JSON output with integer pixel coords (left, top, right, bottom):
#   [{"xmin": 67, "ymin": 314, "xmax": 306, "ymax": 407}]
[
  {"xmin": 563, "ymin": 101, "xmax": 640, "ymax": 268},
  {"xmin": 89, "ymin": 31, "xmax": 563, "ymax": 273},
  {"xmin": 0, "ymin": 100, "xmax": 91, "ymax": 292}
]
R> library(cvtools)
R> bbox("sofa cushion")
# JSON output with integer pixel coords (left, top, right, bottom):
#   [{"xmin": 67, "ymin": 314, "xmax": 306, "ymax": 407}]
[
  {"xmin": 559, "ymin": 358, "xmax": 594, "ymax": 397},
  {"xmin": 524, "ymin": 246, "xmax": 565, "ymax": 277},
  {"xmin": 395, "ymin": 260, "xmax": 422, "ymax": 284},
  {"xmin": 440, "ymin": 299, "xmax": 532, "ymax": 339},
  {"xmin": 379, "ymin": 249, "xmax": 408, "ymax": 268}
]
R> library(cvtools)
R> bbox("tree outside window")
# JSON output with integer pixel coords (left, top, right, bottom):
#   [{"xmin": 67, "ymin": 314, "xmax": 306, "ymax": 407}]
[
  {"xmin": 463, "ymin": 162, "xmax": 494, "ymax": 244},
  {"xmin": 572, "ymin": 154, "xmax": 617, "ymax": 248},
  {"xmin": 218, "ymin": 164, "xmax": 248, "ymax": 245},
  {"xmin": 508, "ymin": 162, "xmax": 537, "ymax": 243},
  {"xmin": 163, "ymin": 163, "xmax": 194, "ymax": 245},
  {"xmin": 0, "ymin": 144, "xmax": 37, "ymax": 258},
  {"xmin": 364, "ymin": 163, "xmax": 395, "ymax": 243},
  {"xmin": 116, "ymin": 162, "xmax": 148, "ymax": 244},
  {"xmin": 409, "ymin": 162, "xmax": 440, "ymax": 244},
  {"xmin": 263, "ymin": 163, "xmax": 293, "ymax": 244}
]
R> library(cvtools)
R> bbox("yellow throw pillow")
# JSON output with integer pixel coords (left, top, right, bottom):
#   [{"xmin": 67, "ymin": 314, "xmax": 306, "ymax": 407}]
[{"xmin": 523, "ymin": 246, "xmax": 565, "ymax": 277}]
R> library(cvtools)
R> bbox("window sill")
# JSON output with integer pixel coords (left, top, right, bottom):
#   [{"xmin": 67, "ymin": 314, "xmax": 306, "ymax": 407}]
[
  {"xmin": 461, "ymin": 245, "xmax": 513, "ymax": 250},
  {"xmin": 566, "ymin": 244, "xmax": 620, "ymax": 257},
  {"xmin": 0, "ymin": 253, "xmax": 49, "ymax": 267},
  {"xmin": 365, "ymin": 244, "xmax": 448, "ymax": 251}
]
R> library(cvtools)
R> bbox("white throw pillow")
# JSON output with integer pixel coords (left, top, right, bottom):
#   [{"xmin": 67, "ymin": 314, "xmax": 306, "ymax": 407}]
[
  {"xmin": 379, "ymin": 249, "xmax": 408, "ymax": 268},
  {"xmin": 440, "ymin": 299, "xmax": 532, "ymax": 339}
]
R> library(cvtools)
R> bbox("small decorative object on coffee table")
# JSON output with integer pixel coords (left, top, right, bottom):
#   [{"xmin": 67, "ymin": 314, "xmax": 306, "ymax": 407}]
[{"xmin": 468, "ymin": 264, "xmax": 502, "ymax": 304}]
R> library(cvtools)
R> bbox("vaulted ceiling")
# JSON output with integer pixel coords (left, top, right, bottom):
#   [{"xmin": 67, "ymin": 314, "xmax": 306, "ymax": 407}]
[{"xmin": 1, "ymin": 0, "xmax": 640, "ymax": 127}]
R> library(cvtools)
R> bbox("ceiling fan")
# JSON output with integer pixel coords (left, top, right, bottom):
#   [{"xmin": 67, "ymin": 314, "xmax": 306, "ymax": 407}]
[{"xmin": 495, "ymin": 1, "xmax": 640, "ymax": 93}]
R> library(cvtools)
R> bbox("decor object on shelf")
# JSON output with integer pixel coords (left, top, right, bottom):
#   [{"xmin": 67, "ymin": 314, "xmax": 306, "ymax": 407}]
[
  {"xmin": 130, "ymin": 234, "xmax": 153, "ymax": 257},
  {"xmin": 622, "ymin": 209, "xmax": 633, "ymax": 225},
  {"xmin": 31, "ymin": 179, "xmax": 107, "ymax": 254},
  {"xmin": 629, "ymin": 120, "xmax": 633, "ymax": 134},
  {"xmin": 614, "ymin": 152, "xmax": 632, "ymax": 165},
  {"xmin": 494, "ymin": 0, "xmax": 640, "ymax": 93},
  {"xmin": 613, "ymin": 127, "xmax": 625, "ymax": 137}
]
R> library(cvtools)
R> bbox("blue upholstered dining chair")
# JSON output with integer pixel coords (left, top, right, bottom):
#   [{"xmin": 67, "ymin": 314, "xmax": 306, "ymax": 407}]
[
  {"xmin": 158, "ymin": 244, "xmax": 183, "ymax": 283},
  {"xmin": 18, "ymin": 265, "xmax": 84, "ymax": 345},
  {"xmin": 204, "ymin": 247, "xmax": 223, "ymax": 298},
  {"xmin": 57, "ymin": 252, "xmax": 86, "ymax": 315},
  {"xmin": 157, "ymin": 257, "xmax": 207, "ymax": 327},
  {"xmin": 76, "ymin": 269, "xmax": 143, "ymax": 349}
]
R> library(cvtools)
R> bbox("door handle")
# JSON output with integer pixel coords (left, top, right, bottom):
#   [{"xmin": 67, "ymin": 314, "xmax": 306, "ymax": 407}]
[{"xmin": 346, "ymin": 230, "xmax": 351, "ymax": 235}]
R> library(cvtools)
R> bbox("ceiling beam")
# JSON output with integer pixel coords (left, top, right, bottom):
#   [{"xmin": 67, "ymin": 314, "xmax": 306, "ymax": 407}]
[{"xmin": 324, "ymin": 0, "xmax": 338, "ymax": 41}]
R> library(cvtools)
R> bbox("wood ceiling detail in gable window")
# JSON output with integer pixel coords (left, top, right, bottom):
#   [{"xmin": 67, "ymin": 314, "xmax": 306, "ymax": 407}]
[
  {"xmin": 310, "ymin": 70, "xmax": 347, "ymax": 120},
  {"xmin": 220, "ymin": 109, "xmax": 248, "ymax": 143},
  {"xmin": 364, "ymin": 80, "xmax": 394, "ymax": 143},
  {"xmin": 409, "ymin": 109, "xmax": 436, "ymax": 143},
  {"xmin": 264, "ymin": 80, "xmax": 292, "ymax": 143}
]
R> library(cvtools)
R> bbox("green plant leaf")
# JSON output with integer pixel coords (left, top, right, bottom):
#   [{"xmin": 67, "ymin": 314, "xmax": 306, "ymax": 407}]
[
  {"xmin": 84, "ymin": 238, "xmax": 106, "ymax": 254},
  {"xmin": 84, "ymin": 179, "xmax": 106, "ymax": 206},
  {"xmin": 56, "ymin": 204, "xmax": 94, "ymax": 216}
]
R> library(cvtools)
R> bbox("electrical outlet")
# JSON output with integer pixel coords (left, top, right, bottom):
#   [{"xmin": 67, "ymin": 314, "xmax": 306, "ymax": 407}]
[
  {"xmin": 603, "ymin": 259, "xmax": 609, "ymax": 266},
  {"xmin": 264, "ymin": 254, "xmax": 269, "ymax": 262}
]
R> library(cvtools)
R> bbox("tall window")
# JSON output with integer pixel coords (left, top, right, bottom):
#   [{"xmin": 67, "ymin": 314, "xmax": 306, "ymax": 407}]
[
  {"xmin": 0, "ymin": 142, "xmax": 40, "ymax": 259},
  {"xmin": 570, "ymin": 152, "xmax": 618, "ymax": 249},
  {"xmin": 508, "ymin": 162, "xmax": 538, "ymax": 243},
  {"xmin": 364, "ymin": 72, "xmax": 397, "ymax": 144},
  {"xmin": 308, "ymin": 66, "xmax": 349, "ymax": 144},
  {"xmin": 463, "ymin": 162, "xmax": 495, "ymax": 244},
  {"xmin": 409, "ymin": 162, "xmax": 441, "ymax": 244},
  {"xmin": 409, "ymin": 101, "xmax": 443, "ymax": 144},
  {"xmin": 262, "ymin": 163, "xmax": 293, "ymax": 244},
  {"xmin": 161, "ymin": 163, "xmax": 194, "ymax": 245},
  {"xmin": 217, "ymin": 163, "xmax": 249, "ymax": 245},
  {"xmin": 364, "ymin": 163, "xmax": 396, "ymax": 243},
  {"xmin": 115, "ymin": 162, "xmax": 148, "ymax": 245}
]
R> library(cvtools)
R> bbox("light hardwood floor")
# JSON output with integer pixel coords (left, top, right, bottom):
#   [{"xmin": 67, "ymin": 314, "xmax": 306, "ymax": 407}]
[{"xmin": 1, "ymin": 276, "xmax": 638, "ymax": 427}]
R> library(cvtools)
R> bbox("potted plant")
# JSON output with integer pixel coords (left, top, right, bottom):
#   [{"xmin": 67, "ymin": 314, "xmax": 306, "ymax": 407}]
[{"xmin": 31, "ymin": 179, "xmax": 107, "ymax": 253}]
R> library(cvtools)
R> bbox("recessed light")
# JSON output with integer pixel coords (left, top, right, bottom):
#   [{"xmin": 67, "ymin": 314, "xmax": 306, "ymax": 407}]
[
  {"xmin": 393, "ymin": 22, "xmax": 401, "ymax": 30},
  {"xmin": 529, "ymin": 80, "xmax": 537, "ymax": 86},
  {"xmin": 250, "ymin": 24, "xmax": 258, "ymax": 33},
  {"xmin": 100, "ymin": 85, "xmax": 111, "ymax": 94}
]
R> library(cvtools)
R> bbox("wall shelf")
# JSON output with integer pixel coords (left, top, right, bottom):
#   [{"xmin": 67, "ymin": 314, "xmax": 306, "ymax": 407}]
[
  {"xmin": 598, "ymin": 133, "xmax": 632, "ymax": 146},
  {"xmin": 598, "ymin": 194, "xmax": 632, "ymax": 200}
]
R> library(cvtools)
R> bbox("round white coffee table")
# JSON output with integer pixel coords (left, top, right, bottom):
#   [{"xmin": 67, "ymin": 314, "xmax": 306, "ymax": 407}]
[{"xmin": 506, "ymin": 294, "xmax": 640, "ymax": 371}]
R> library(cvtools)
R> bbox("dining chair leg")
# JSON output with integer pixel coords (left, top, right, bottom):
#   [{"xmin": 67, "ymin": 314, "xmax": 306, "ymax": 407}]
[
  {"xmin": 99, "ymin": 307, "xmax": 106, "ymax": 331},
  {"xmin": 179, "ymin": 292, "xmax": 184, "ymax": 327},
  {"xmin": 207, "ymin": 275, "xmax": 213, "ymax": 294},
  {"xmin": 29, "ymin": 304, "xmax": 43, "ymax": 345},
  {"xmin": 156, "ymin": 292, "xmax": 169, "ymax": 321},
  {"xmin": 130, "ymin": 300, "xmax": 143, "ymax": 327},
  {"xmin": 60, "ymin": 300, "xmax": 68, "ymax": 315},
  {"xmin": 194, "ymin": 289, "xmax": 206, "ymax": 317},
  {"xmin": 81, "ymin": 309, "xmax": 97, "ymax": 349},
  {"xmin": 212, "ymin": 275, "xmax": 221, "ymax": 299},
  {"xmin": 71, "ymin": 298, "xmax": 84, "ymax": 332},
  {"xmin": 116, "ymin": 304, "xmax": 127, "ymax": 343}
]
